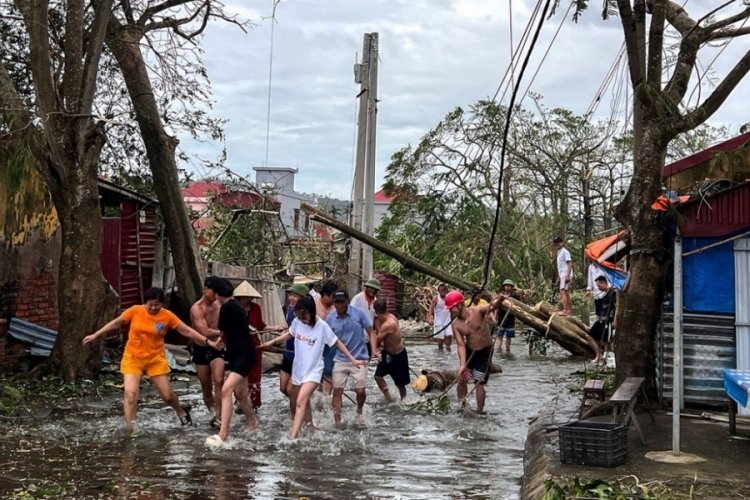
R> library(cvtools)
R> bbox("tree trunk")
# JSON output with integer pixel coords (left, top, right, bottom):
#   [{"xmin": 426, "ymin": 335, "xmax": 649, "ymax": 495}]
[
  {"xmin": 106, "ymin": 24, "xmax": 203, "ymax": 308},
  {"xmin": 614, "ymin": 125, "xmax": 670, "ymax": 385},
  {"xmin": 48, "ymin": 170, "xmax": 119, "ymax": 379}
]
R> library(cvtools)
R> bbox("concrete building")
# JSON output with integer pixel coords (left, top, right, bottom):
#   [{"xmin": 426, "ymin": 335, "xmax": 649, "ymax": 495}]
[{"xmin": 253, "ymin": 166, "xmax": 315, "ymax": 238}]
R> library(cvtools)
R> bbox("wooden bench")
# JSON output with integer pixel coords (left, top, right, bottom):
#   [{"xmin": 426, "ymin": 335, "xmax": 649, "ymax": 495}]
[
  {"xmin": 578, "ymin": 379, "xmax": 606, "ymax": 418},
  {"xmin": 610, "ymin": 376, "xmax": 655, "ymax": 445}
]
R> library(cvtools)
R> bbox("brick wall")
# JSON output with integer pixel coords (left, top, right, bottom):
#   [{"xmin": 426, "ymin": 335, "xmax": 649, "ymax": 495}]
[{"xmin": 13, "ymin": 271, "xmax": 59, "ymax": 330}]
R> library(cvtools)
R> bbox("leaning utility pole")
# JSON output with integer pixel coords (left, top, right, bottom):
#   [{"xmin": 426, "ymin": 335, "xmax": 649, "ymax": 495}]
[{"xmin": 348, "ymin": 32, "xmax": 379, "ymax": 295}]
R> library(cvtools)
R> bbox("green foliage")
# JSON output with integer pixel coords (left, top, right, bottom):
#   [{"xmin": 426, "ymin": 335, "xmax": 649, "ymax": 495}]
[
  {"xmin": 525, "ymin": 330, "xmax": 551, "ymax": 356},
  {"xmin": 543, "ymin": 476, "xmax": 675, "ymax": 499},
  {"xmin": 0, "ymin": 374, "xmax": 121, "ymax": 417}
]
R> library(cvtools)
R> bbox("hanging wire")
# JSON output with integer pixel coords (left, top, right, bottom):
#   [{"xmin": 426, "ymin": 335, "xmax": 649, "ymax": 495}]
[
  {"xmin": 264, "ymin": 0, "xmax": 282, "ymax": 167},
  {"xmin": 480, "ymin": 0, "xmax": 554, "ymax": 291}
]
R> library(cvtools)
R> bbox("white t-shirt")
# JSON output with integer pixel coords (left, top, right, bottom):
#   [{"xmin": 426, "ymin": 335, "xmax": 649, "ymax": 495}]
[
  {"xmin": 434, "ymin": 295, "xmax": 452, "ymax": 327},
  {"xmin": 586, "ymin": 263, "xmax": 606, "ymax": 299},
  {"xmin": 350, "ymin": 291, "xmax": 375, "ymax": 341},
  {"xmin": 289, "ymin": 317, "xmax": 338, "ymax": 385},
  {"xmin": 556, "ymin": 247, "xmax": 572, "ymax": 278}
]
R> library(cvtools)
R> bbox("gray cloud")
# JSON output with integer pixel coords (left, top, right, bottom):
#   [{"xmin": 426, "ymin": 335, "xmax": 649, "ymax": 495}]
[{"xmin": 180, "ymin": 0, "xmax": 750, "ymax": 199}]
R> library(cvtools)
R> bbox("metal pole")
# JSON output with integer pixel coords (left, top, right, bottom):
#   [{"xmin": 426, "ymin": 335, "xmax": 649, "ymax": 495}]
[
  {"xmin": 672, "ymin": 230, "xmax": 683, "ymax": 455},
  {"xmin": 348, "ymin": 33, "xmax": 370, "ymax": 296},
  {"xmin": 362, "ymin": 33, "xmax": 378, "ymax": 280}
]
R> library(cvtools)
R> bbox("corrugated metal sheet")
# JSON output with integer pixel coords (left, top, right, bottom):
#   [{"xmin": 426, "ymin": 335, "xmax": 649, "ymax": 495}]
[
  {"xmin": 120, "ymin": 202, "xmax": 156, "ymax": 309},
  {"xmin": 656, "ymin": 311, "xmax": 736, "ymax": 406},
  {"xmin": 375, "ymin": 272, "xmax": 404, "ymax": 318},
  {"xmin": 735, "ymin": 238, "xmax": 750, "ymax": 415},
  {"xmin": 9, "ymin": 317, "xmax": 57, "ymax": 357},
  {"xmin": 679, "ymin": 182, "xmax": 750, "ymax": 237},
  {"xmin": 101, "ymin": 218, "xmax": 121, "ymax": 295}
]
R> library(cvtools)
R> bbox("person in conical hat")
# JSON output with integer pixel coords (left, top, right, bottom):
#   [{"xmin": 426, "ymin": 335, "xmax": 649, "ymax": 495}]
[{"xmin": 234, "ymin": 280, "xmax": 266, "ymax": 410}]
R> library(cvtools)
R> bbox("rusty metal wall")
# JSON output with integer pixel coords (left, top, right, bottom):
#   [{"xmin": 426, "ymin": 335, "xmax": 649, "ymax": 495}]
[
  {"xmin": 656, "ymin": 311, "xmax": 736, "ymax": 407},
  {"xmin": 374, "ymin": 272, "xmax": 404, "ymax": 318},
  {"xmin": 120, "ymin": 202, "xmax": 156, "ymax": 309}
]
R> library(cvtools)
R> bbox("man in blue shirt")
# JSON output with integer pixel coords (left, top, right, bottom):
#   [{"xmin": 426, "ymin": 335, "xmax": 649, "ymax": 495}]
[{"xmin": 326, "ymin": 290, "xmax": 373, "ymax": 425}]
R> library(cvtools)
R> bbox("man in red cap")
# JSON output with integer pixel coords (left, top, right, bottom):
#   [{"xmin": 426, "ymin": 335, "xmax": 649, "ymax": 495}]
[{"xmin": 445, "ymin": 290, "xmax": 503, "ymax": 413}]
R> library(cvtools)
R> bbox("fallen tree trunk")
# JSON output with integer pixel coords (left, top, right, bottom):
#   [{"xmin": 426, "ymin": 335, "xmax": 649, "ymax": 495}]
[
  {"xmin": 301, "ymin": 203, "xmax": 595, "ymax": 358},
  {"xmin": 301, "ymin": 203, "xmax": 481, "ymax": 291},
  {"xmin": 412, "ymin": 364, "xmax": 503, "ymax": 393},
  {"xmin": 534, "ymin": 301, "xmax": 591, "ymax": 332},
  {"xmin": 501, "ymin": 297, "xmax": 596, "ymax": 358}
]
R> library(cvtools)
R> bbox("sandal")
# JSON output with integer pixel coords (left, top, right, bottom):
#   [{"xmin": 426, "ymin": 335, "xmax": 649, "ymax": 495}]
[
  {"xmin": 179, "ymin": 405, "xmax": 192, "ymax": 427},
  {"xmin": 209, "ymin": 415, "xmax": 220, "ymax": 429}
]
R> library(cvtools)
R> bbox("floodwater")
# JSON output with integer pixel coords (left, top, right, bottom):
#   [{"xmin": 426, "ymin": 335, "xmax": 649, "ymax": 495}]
[{"xmin": 0, "ymin": 339, "xmax": 581, "ymax": 499}]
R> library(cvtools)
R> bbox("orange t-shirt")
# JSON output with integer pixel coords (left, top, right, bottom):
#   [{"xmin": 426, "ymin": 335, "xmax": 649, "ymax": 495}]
[{"xmin": 121, "ymin": 305, "xmax": 182, "ymax": 358}]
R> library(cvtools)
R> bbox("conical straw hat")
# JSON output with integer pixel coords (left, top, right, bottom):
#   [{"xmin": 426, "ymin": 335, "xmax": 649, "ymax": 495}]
[{"xmin": 233, "ymin": 280, "xmax": 262, "ymax": 298}]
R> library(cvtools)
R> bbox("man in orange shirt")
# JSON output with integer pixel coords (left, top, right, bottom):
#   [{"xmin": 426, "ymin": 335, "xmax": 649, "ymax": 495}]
[{"xmin": 83, "ymin": 287, "xmax": 220, "ymax": 433}]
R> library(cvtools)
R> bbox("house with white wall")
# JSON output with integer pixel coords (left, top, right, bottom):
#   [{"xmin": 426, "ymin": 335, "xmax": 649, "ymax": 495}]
[{"xmin": 253, "ymin": 166, "xmax": 315, "ymax": 238}]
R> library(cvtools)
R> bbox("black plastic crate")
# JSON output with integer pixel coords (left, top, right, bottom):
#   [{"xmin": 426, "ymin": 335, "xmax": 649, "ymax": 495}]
[{"xmin": 559, "ymin": 421, "xmax": 628, "ymax": 467}]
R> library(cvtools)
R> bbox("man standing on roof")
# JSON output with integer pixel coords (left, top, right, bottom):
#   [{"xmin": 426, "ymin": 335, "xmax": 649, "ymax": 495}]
[
  {"xmin": 554, "ymin": 236, "xmax": 574, "ymax": 316},
  {"xmin": 445, "ymin": 290, "xmax": 502, "ymax": 413},
  {"xmin": 350, "ymin": 277, "xmax": 380, "ymax": 356},
  {"xmin": 496, "ymin": 279, "xmax": 519, "ymax": 357},
  {"xmin": 428, "ymin": 283, "xmax": 453, "ymax": 352}
]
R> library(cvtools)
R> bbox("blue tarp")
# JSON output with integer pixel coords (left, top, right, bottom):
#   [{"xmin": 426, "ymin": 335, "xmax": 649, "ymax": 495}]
[
  {"xmin": 723, "ymin": 369, "xmax": 750, "ymax": 409},
  {"xmin": 682, "ymin": 236, "xmax": 735, "ymax": 314}
]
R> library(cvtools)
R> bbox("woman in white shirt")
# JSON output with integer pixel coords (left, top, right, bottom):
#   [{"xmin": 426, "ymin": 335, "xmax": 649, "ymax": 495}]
[{"xmin": 263, "ymin": 298, "xmax": 365, "ymax": 439}]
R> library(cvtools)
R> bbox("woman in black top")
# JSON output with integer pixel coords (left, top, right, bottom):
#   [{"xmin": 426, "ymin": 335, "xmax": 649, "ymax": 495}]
[{"xmin": 211, "ymin": 278, "xmax": 258, "ymax": 444}]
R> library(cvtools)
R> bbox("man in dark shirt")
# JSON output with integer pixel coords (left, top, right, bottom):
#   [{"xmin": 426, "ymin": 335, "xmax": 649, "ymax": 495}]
[
  {"xmin": 495, "ymin": 279, "xmax": 520, "ymax": 357},
  {"xmin": 590, "ymin": 276, "xmax": 617, "ymax": 366}
]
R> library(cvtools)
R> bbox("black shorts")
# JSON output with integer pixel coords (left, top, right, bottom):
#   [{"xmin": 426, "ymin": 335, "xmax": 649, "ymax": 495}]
[
  {"xmin": 590, "ymin": 320, "xmax": 611, "ymax": 343},
  {"xmin": 466, "ymin": 346, "xmax": 492, "ymax": 385},
  {"xmin": 281, "ymin": 356, "xmax": 293, "ymax": 375},
  {"xmin": 226, "ymin": 348, "xmax": 255, "ymax": 378},
  {"xmin": 374, "ymin": 348, "xmax": 410, "ymax": 387},
  {"xmin": 192, "ymin": 344, "xmax": 225, "ymax": 366}
]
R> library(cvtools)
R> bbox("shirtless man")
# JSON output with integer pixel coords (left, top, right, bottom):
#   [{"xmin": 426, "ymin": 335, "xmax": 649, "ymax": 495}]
[
  {"xmin": 372, "ymin": 300, "xmax": 410, "ymax": 402},
  {"xmin": 190, "ymin": 276, "xmax": 225, "ymax": 426},
  {"xmin": 445, "ymin": 290, "xmax": 502, "ymax": 413}
]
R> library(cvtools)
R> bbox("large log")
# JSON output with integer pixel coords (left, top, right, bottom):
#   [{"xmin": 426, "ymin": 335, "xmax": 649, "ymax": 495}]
[
  {"xmin": 301, "ymin": 203, "xmax": 481, "ymax": 292},
  {"xmin": 500, "ymin": 297, "xmax": 595, "ymax": 358},
  {"xmin": 412, "ymin": 364, "xmax": 503, "ymax": 393},
  {"xmin": 534, "ymin": 301, "xmax": 591, "ymax": 332}
]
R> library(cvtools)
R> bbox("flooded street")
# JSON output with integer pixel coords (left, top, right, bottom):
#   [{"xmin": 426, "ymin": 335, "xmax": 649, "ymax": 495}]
[{"xmin": 0, "ymin": 339, "xmax": 580, "ymax": 499}]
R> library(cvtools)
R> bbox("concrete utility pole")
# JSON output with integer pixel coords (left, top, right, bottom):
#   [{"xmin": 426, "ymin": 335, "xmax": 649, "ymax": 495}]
[
  {"xmin": 348, "ymin": 32, "xmax": 379, "ymax": 296},
  {"xmin": 362, "ymin": 33, "xmax": 379, "ymax": 281}
]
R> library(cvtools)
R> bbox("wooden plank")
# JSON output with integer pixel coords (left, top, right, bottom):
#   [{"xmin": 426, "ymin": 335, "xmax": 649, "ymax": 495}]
[{"xmin": 610, "ymin": 377, "xmax": 644, "ymax": 403}]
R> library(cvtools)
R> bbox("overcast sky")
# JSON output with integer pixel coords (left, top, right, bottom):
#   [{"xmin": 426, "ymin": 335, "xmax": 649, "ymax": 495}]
[{"xmin": 181, "ymin": 0, "xmax": 750, "ymax": 200}]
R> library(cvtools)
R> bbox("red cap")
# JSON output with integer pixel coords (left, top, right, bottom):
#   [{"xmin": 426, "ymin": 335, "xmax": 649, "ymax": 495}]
[{"xmin": 444, "ymin": 291, "xmax": 465, "ymax": 309}]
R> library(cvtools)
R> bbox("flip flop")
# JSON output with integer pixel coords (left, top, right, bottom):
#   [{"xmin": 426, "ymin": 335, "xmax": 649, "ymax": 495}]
[{"xmin": 179, "ymin": 405, "xmax": 192, "ymax": 427}]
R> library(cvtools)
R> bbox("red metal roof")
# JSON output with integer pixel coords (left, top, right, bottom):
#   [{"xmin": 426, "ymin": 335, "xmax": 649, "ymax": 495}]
[
  {"xmin": 181, "ymin": 181, "xmax": 227, "ymax": 198},
  {"xmin": 374, "ymin": 189, "xmax": 395, "ymax": 203},
  {"xmin": 663, "ymin": 132, "xmax": 750, "ymax": 178},
  {"xmin": 678, "ymin": 181, "xmax": 750, "ymax": 237}
]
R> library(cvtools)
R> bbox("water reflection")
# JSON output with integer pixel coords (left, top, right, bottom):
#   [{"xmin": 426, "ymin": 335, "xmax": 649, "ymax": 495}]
[{"xmin": 0, "ymin": 340, "xmax": 580, "ymax": 499}]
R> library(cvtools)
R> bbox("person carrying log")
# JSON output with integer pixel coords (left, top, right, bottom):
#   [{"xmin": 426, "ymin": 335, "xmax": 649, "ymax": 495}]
[{"xmin": 445, "ymin": 290, "xmax": 503, "ymax": 413}]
